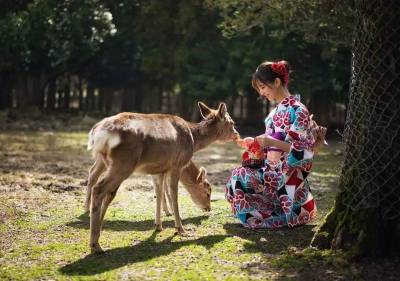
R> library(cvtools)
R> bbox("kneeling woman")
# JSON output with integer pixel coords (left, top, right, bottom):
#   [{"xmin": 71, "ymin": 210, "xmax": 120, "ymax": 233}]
[{"xmin": 225, "ymin": 60, "xmax": 326, "ymax": 229}]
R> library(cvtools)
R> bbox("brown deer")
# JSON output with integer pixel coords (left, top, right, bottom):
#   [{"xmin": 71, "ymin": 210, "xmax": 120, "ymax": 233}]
[
  {"xmin": 156, "ymin": 160, "xmax": 211, "ymax": 216},
  {"xmin": 86, "ymin": 102, "xmax": 238, "ymax": 253}
]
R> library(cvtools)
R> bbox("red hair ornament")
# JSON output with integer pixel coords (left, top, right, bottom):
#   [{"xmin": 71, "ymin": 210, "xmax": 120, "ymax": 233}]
[{"xmin": 271, "ymin": 62, "xmax": 289, "ymax": 87}]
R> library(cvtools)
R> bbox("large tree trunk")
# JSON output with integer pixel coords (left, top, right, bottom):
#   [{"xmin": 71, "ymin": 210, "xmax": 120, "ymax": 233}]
[{"xmin": 312, "ymin": 0, "xmax": 400, "ymax": 257}]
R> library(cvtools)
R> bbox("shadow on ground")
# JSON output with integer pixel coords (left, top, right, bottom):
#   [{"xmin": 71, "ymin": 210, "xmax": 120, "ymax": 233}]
[
  {"xmin": 224, "ymin": 223, "xmax": 315, "ymax": 255},
  {"xmin": 66, "ymin": 213, "xmax": 210, "ymax": 232},
  {"xmin": 59, "ymin": 231, "xmax": 229, "ymax": 276}
]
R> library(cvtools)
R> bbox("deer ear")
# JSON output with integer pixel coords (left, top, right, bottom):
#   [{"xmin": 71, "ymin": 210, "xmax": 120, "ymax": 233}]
[
  {"xmin": 217, "ymin": 103, "xmax": 227, "ymax": 118},
  {"xmin": 197, "ymin": 167, "xmax": 207, "ymax": 183},
  {"xmin": 198, "ymin": 102, "xmax": 212, "ymax": 119}
]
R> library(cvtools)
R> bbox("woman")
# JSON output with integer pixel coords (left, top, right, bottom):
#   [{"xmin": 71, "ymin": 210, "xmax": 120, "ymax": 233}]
[{"xmin": 225, "ymin": 60, "xmax": 326, "ymax": 229}]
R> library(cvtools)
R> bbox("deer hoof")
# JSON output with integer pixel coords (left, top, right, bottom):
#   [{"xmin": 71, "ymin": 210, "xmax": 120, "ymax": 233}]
[
  {"xmin": 174, "ymin": 226, "xmax": 186, "ymax": 236},
  {"xmin": 90, "ymin": 243, "xmax": 104, "ymax": 254},
  {"xmin": 155, "ymin": 224, "xmax": 163, "ymax": 231},
  {"xmin": 164, "ymin": 212, "xmax": 173, "ymax": 217}
]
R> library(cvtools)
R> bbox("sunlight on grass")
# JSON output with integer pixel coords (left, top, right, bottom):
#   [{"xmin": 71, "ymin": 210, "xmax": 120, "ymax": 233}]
[{"xmin": 0, "ymin": 131, "xmax": 349, "ymax": 280}]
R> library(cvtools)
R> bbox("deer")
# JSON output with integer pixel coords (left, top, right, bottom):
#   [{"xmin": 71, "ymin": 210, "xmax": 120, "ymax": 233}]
[
  {"xmin": 86, "ymin": 102, "xmax": 239, "ymax": 253},
  {"xmin": 156, "ymin": 160, "xmax": 211, "ymax": 216},
  {"xmin": 85, "ymin": 160, "xmax": 211, "ymax": 216}
]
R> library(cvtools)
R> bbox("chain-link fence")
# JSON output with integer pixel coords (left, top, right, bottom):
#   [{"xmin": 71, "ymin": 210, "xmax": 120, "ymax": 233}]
[{"xmin": 340, "ymin": 0, "xmax": 400, "ymax": 220}]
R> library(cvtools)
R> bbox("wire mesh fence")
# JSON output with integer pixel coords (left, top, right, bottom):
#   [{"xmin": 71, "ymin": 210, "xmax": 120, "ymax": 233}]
[{"xmin": 339, "ymin": 0, "xmax": 400, "ymax": 220}]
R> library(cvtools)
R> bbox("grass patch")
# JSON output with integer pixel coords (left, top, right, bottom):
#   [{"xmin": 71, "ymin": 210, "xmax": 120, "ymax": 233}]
[{"xmin": 2, "ymin": 131, "xmax": 396, "ymax": 280}]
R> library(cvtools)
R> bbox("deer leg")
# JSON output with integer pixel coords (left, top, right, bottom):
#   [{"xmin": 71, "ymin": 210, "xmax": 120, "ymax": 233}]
[
  {"xmin": 100, "ymin": 190, "xmax": 117, "ymax": 222},
  {"xmin": 162, "ymin": 188, "xmax": 172, "ymax": 216},
  {"xmin": 168, "ymin": 169, "xmax": 184, "ymax": 234},
  {"xmin": 152, "ymin": 175, "xmax": 172, "ymax": 217},
  {"xmin": 85, "ymin": 155, "xmax": 107, "ymax": 213},
  {"xmin": 90, "ymin": 161, "xmax": 133, "ymax": 254},
  {"xmin": 154, "ymin": 174, "xmax": 166, "ymax": 231}
]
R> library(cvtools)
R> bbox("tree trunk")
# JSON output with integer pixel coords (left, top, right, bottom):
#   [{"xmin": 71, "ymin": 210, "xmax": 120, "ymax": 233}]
[
  {"xmin": 0, "ymin": 74, "xmax": 13, "ymax": 109},
  {"xmin": 121, "ymin": 87, "xmax": 134, "ymax": 112},
  {"xmin": 63, "ymin": 74, "xmax": 71, "ymax": 110},
  {"xmin": 32, "ymin": 73, "xmax": 46, "ymax": 109},
  {"xmin": 46, "ymin": 78, "xmax": 56, "ymax": 110},
  {"xmin": 98, "ymin": 87, "xmax": 105, "ymax": 113},
  {"xmin": 308, "ymin": 91, "xmax": 330, "ymax": 126},
  {"xmin": 312, "ymin": 0, "xmax": 400, "ymax": 258},
  {"xmin": 87, "ymin": 81, "xmax": 95, "ymax": 111},
  {"xmin": 15, "ymin": 73, "xmax": 34, "ymax": 109},
  {"xmin": 78, "ymin": 77, "xmax": 84, "ymax": 111},
  {"xmin": 133, "ymin": 81, "xmax": 143, "ymax": 113},
  {"xmin": 244, "ymin": 88, "xmax": 264, "ymax": 132},
  {"xmin": 104, "ymin": 88, "xmax": 112, "ymax": 114}
]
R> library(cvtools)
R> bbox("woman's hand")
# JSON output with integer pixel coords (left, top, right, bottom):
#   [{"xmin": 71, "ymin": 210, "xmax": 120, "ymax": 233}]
[
  {"xmin": 255, "ymin": 135, "xmax": 274, "ymax": 148},
  {"xmin": 310, "ymin": 114, "xmax": 328, "ymax": 147},
  {"xmin": 313, "ymin": 126, "xmax": 328, "ymax": 147},
  {"xmin": 235, "ymin": 137, "xmax": 255, "ymax": 149}
]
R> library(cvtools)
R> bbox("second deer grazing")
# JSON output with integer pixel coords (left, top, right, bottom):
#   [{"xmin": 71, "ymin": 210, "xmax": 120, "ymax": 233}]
[
  {"xmin": 156, "ymin": 160, "xmax": 211, "ymax": 216},
  {"xmin": 86, "ymin": 102, "xmax": 239, "ymax": 253}
]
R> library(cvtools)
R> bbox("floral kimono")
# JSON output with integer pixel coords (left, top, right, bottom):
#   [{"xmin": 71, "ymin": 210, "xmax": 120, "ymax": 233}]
[{"xmin": 225, "ymin": 95, "xmax": 316, "ymax": 229}]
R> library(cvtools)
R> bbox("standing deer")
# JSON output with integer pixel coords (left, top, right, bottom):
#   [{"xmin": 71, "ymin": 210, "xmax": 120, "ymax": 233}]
[{"xmin": 86, "ymin": 102, "xmax": 238, "ymax": 253}]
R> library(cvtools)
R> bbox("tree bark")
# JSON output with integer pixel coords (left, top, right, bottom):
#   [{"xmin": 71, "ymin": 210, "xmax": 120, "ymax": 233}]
[{"xmin": 312, "ymin": 0, "xmax": 400, "ymax": 258}]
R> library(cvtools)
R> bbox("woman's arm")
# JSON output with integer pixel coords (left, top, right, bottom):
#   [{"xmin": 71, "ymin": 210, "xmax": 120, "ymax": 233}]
[{"xmin": 255, "ymin": 135, "xmax": 291, "ymax": 152}]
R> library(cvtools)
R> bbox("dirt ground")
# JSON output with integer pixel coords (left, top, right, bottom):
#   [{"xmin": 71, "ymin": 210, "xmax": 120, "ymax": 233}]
[{"xmin": 0, "ymin": 130, "xmax": 399, "ymax": 281}]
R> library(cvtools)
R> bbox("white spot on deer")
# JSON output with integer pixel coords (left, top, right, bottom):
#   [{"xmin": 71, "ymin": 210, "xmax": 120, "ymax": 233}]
[{"xmin": 88, "ymin": 129, "xmax": 121, "ymax": 154}]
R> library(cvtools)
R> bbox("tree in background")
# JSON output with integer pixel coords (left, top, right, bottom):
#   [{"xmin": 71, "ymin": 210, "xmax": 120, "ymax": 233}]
[
  {"xmin": 206, "ymin": 0, "xmax": 352, "ymax": 128},
  {"xmin": 0, "ymin": 0, "xmax": 351, "ymax": 130}
]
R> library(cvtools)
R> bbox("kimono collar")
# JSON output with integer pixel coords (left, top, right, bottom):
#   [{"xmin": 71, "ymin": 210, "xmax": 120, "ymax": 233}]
[{"xmin": 279, "ymin": 94, "xmax": 301, "ymax": 107}]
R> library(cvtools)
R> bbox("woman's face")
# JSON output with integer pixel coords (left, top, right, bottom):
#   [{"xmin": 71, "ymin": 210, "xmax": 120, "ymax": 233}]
[{"xmin": 256, "ymin": 80, "xmax": 277, "ymax": 102}]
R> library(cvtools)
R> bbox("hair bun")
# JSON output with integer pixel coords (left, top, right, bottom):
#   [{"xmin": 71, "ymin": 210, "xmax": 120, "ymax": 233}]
[
  {"xmin": 278, "ymin": 60, "xmax": 290, "ymax": 73},
  {"xmin": 271, "ymin": 60, "xmax": 290, "ymax": 86}
]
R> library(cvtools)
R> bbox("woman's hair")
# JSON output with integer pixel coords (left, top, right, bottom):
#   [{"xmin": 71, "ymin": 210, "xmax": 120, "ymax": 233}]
[{"xmin": 251, "ymin": 60, "xmax": 291, "ymax": 92}]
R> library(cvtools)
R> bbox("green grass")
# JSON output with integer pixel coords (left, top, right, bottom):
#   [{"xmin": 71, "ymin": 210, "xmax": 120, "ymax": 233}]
[{"xmin": 0, "ymin": 131, "xmax": 380, "ymax": 280}]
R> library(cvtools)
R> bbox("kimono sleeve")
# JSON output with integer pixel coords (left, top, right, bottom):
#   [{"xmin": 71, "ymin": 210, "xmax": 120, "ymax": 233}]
[{"xmin": 285, "ymin": 105, "xmax": 315, "ymax": 171}]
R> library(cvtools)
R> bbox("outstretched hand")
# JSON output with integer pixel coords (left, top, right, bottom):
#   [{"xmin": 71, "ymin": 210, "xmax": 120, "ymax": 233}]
[
  {"xmin": 235, "ymin": 137, "xmax": 255, "ymax": 149},
  {"xmin": 310, "ymin": 114, "xmax": 328, "ymax": 147}
]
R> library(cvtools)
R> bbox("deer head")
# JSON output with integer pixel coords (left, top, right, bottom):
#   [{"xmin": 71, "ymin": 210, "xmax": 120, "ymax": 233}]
[
  {"xmin": 198, "ymin": 102, "xmax": 240, "ymax": 142},
  {"xmin": 184, "ymin": 167, "xmax": 212, "ymax": 211}
]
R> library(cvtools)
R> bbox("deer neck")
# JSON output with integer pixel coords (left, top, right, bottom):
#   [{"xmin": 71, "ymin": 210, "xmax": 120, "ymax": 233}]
[{"xmin": 188, "ymin": 118, "xmax": 219, "ymax": 152}]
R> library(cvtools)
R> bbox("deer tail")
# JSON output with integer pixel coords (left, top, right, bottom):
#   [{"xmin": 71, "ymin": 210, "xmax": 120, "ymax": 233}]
[{"xmin": 87, "ymin": 126, "xmax": 121, "ymax": 158}]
